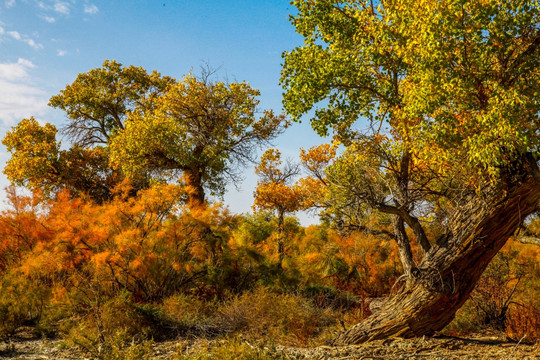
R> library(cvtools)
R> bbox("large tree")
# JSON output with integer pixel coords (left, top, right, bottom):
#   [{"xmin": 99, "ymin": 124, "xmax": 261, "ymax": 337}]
[
  {"xmin": 4, "ymin": 61, "xmax": 286, "ymax": 208},
  {"xmin": 110, "ymin": 73, "xmax": 288, "ymax": 208},
  {"xmin": 281, "ymin": 0, "xmax": 540, "ymax": 344},
  {"xmin": 3, "ymin": 61, "xmax": 173, "ymax": 202}
]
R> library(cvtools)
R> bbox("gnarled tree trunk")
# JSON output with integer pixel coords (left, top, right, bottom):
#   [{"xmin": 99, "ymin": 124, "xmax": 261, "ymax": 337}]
[{"xmin": 331, "ymin": 157, "xmax": 540, "ymax": 345}]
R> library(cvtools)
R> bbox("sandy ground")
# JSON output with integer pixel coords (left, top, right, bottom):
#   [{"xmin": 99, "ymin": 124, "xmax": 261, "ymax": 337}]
[{"xmin": 1, "ymin": 329, "xmax": 539, "ymax": 359}]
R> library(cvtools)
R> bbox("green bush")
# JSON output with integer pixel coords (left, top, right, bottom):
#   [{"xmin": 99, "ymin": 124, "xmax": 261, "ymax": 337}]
[
  {"xmin": 64, "ymin": 291, "xmax": 176, "ymax": 358},
  {"xmin": 161, "ymin": 293, "xmax": 219, "ymax": 337}
]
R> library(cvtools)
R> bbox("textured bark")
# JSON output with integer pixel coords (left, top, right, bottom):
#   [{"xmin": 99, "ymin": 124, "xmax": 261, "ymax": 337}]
[
  {"xmin": 396, "ymin": 152, "xmax": 431, "ymax": 253},
  {"xmin": 330, "ymin": 156, "xmax": 540, "ymax": 345},
  {"xmin": 183, "ymin": 169, "xmax": 205, "ymax": 210},
  {"xmin": 392, "ymin": 215, "xmax": 414, "ymax": 277},
  {"xmin": 517, "ymin": 236, "xmax": 540, "ymax": 246}
]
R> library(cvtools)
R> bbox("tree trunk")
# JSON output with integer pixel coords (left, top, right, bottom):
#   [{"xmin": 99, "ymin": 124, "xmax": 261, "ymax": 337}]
[
  {"xmin": 183, "ymin": 169, "xmax": 205, "ymax": 210},
  {"xmin": 330, "ymin": 156, "xmax": 540, "ymax": 345},
  {"xmin": 392, "ymin": 215, "xmax": 414, "ymax": 277},
  {"xmin": 277, "ymin": 209, "xmax": 285, "ymax": 268},
  {"xmin": 182, "ymin": 168, "xmax": 222, "ymax": 265}
]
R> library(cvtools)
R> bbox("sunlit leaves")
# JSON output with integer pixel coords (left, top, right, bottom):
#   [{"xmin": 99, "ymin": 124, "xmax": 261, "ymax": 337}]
[
  {"xmin": 254, "ymin": 149, "xmax": 305, "ymax": 215},
  {"xmin": 0, "ymin": 187, "xmax": 49, "ymax": 271},
  {"xmin": 13, "ymin": 182, "xmax": 238, "ymax": 302},
  {"xmin": 2, "ymin": 118, "xmax": 119, "ymax": 202},
  {"xmin": 110, "ymin": 74, "xmax": 288, "ymax": 205},
  {"xmin": 282, "ymin": 0, "xmax": 540, "ymax": 179},
  {"xmin": 2, "ymin": 118, "xmax": 60, "ymax": 194},
  {"xmin": 49, "ymin": 59, "xmax": 174, "ymax": 147}
]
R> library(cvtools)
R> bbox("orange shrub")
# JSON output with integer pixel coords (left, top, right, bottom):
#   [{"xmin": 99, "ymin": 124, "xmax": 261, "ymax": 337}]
[
  {"xmin": 0, "ymin": 187, "xmax": 51, "ymax": 272},
  {"xmin": 295, "ymin": 225, "xmax": 402, "ymax": 297}
]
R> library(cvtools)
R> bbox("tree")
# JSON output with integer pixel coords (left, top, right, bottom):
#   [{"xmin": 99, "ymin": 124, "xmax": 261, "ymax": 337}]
[
  {"xmin": 281, "ymin": 0, "xmax": 540, "ymax": 344},
  {"xmin": 3, "ymin": 60, "xmax": 173, "ymax": 202},
  {"xmin": 3, "ymin": 118, "xmax": 60, "ymax": 195},
  {"xmin": 110, "ymin": 73, "xmax": 288, "ymax": 209},
  {"xmin": 253, "ymin": 149, "xmax": 304, "ymax": 267},
  {"xmin": 2, "ymin": 118, "xmax": 118, "ymax": 203}
]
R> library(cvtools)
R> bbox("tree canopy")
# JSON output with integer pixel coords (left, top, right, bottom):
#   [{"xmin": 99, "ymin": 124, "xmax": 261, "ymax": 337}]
[
  {"xmin": 4, "ymin": 62, "xmax": 288, "ymax": 207},
  {"xmin": 49, "ymin": 60, "xmax": 174, "ymax": 147},
  {"xmin": 282, "ymin": 0, "xmax": 540, "ymax": 178},
  {"xmin": 110, "ymin": 73, "xmax": 288, "ymax": 207},
  {"xmin": 2, "ymin": 118, "xmax": 120, "ymax": 203},
  {"xmin": 281, "ymin": 0, "xmax": 540, "ymax": 269}
]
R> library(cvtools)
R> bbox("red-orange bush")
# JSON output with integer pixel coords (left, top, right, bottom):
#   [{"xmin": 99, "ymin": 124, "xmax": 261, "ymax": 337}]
[{"xmin": 294, "ymin": 225, "xmax": 402, "ymax": 297}]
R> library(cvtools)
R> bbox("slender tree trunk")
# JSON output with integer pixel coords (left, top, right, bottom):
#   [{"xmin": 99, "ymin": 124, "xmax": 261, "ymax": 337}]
[
  {"xmin": 331, "ymin": 156, "xmax": 540, "ymax": 345},
  {"xmin": 392, "ymin": 216, "xmax": 414, "ymax": 277},
  {"xmin": 277, "ymin": 209, "xmax": 285, "ymax": 268}
]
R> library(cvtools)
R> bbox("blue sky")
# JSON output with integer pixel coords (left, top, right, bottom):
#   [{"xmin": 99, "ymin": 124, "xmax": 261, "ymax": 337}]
[{"xmin": 0, "ymin": 0, "xmax": 324, "ymax": 223}]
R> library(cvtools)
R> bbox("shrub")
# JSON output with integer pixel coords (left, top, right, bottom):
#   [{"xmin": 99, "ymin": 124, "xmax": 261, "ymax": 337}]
[
  {"xmin": 301, "ymin": 284, "xmax": 359, "ymax": 310},
  {"xmin": 64, "ymin": 291, "xmax": 175, "ymax": 358},
  {"xmin": 445, "ymin": 238, "xmax": 540, "ymax": 340},
  {"xmin": 216, "ymin": 287, "xmax": 335, "ymax": 345},
  {"xmin": 0, "ymin": 272, "xmax": 48, "ymax": 339},
  {"xmin": 506, "ymin": 303, "xmax": 540, "ymax": 343},
  {"xmin": 161, "ymin": 294, "xmax": 219, "ymax": 337}
]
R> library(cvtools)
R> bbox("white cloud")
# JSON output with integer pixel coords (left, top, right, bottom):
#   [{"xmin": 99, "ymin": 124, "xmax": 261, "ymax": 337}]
[
  {"xmin": 53, "ymin": 1, "xmax": 69, "ymax": 14},
  {"xmin": 0, "ymin": 80, "xmax": 48, "ymax": 125},
  {"xmin": 56, "ymin": 49, "xmax": 67, "ymax": 56},
  {"xmin": 0, "ymin": 58, "xmax": 35, "ymax": 81},
  {"xmin": 84, "ymin": 3, "xmax": 98, "ymax": 14},
  {"xmin": 31, "ymin": 1, "xmax": 97, "ymax": 21},
  {"xmin": 25, "ymin": 38, "xmax": 43, "ymax": 50},
  {"xmin": 0, "ymin": 26, "xmax": 4, "ymax": 35},
  {"xmin": 42, "ymin": 15, "xmax": 56, "ymax": 23},
  {"xmin": 7, "ymin": 30, "xmax": 20, "ymax": 40},
  {"xmin": 0, "ymin": 59, "xmax": 47, "ymax": 126},
  {"xmin": 5, "ymin": 0, "xmax": 15, "ymax": 8},
  {"xmin": 4, "ymin": 29, "xmax": 43, "ymax": 50}
]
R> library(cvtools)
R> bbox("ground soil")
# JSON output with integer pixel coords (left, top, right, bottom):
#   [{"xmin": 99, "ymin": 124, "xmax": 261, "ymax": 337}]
[{"xmin": 1, "ymin": 328, "xmax": 538, "ymax": 359}]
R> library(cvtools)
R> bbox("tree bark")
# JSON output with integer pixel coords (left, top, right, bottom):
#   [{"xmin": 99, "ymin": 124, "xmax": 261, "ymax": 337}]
[
  {"xmin": 183, "ymin": 168, "xmax": 205, "ymax": 210},
  {"xmin": 182, "ymin": 168, "xmax": 222, "ymax": 265},
  {"xmin": 330, "ymin": 156, "xmax": 540, "ymax": 345},
  {"xmin": 396, "ymin": 151, "xmax": 431, "ymax": 254},
  {"xmin": 392, "ymin": 215, "xmax": 414, "ymax": 277},
  {"xmin": 277, "ymin": 209, "xmax": 285, "ymax": 268}
]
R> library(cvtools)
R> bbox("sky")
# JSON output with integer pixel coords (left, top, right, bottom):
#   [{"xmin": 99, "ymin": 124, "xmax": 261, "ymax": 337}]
[{"xmin": 0, "ymin": 0, "xmax": 326, "ymax": 224}]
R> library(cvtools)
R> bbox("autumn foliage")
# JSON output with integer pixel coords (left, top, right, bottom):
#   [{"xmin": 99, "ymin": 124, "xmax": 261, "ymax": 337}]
[
  {"xmin": 1, "ymin": 54, "xmax": 539, "ymax": 357},
  {"xmin": 0, "ymin": 176, "xmax": 537, "ymax": 357}
]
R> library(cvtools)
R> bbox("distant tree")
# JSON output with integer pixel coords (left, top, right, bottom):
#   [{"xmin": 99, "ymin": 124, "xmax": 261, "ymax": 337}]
[
  {"xmin": 110, "ymin": 74, "xmax": 288, "ymax": 209},
  {"xmin": 4, "ymin": 61, "xmax": 286, "ymax": 207},
  {"xmin": 3, "ymin": 118, "xmax": 59, "ymax": 194},
  {"xmin": 2, "ymin": 118, "xmax": 116, "ymax": 203},
  {"xmin": 253, "ymin": 149, "xmax": 306, "ymax": 267},
  {"xmin": 3, "ymin": 61, "xmax": 173, "ymax": 202}
]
